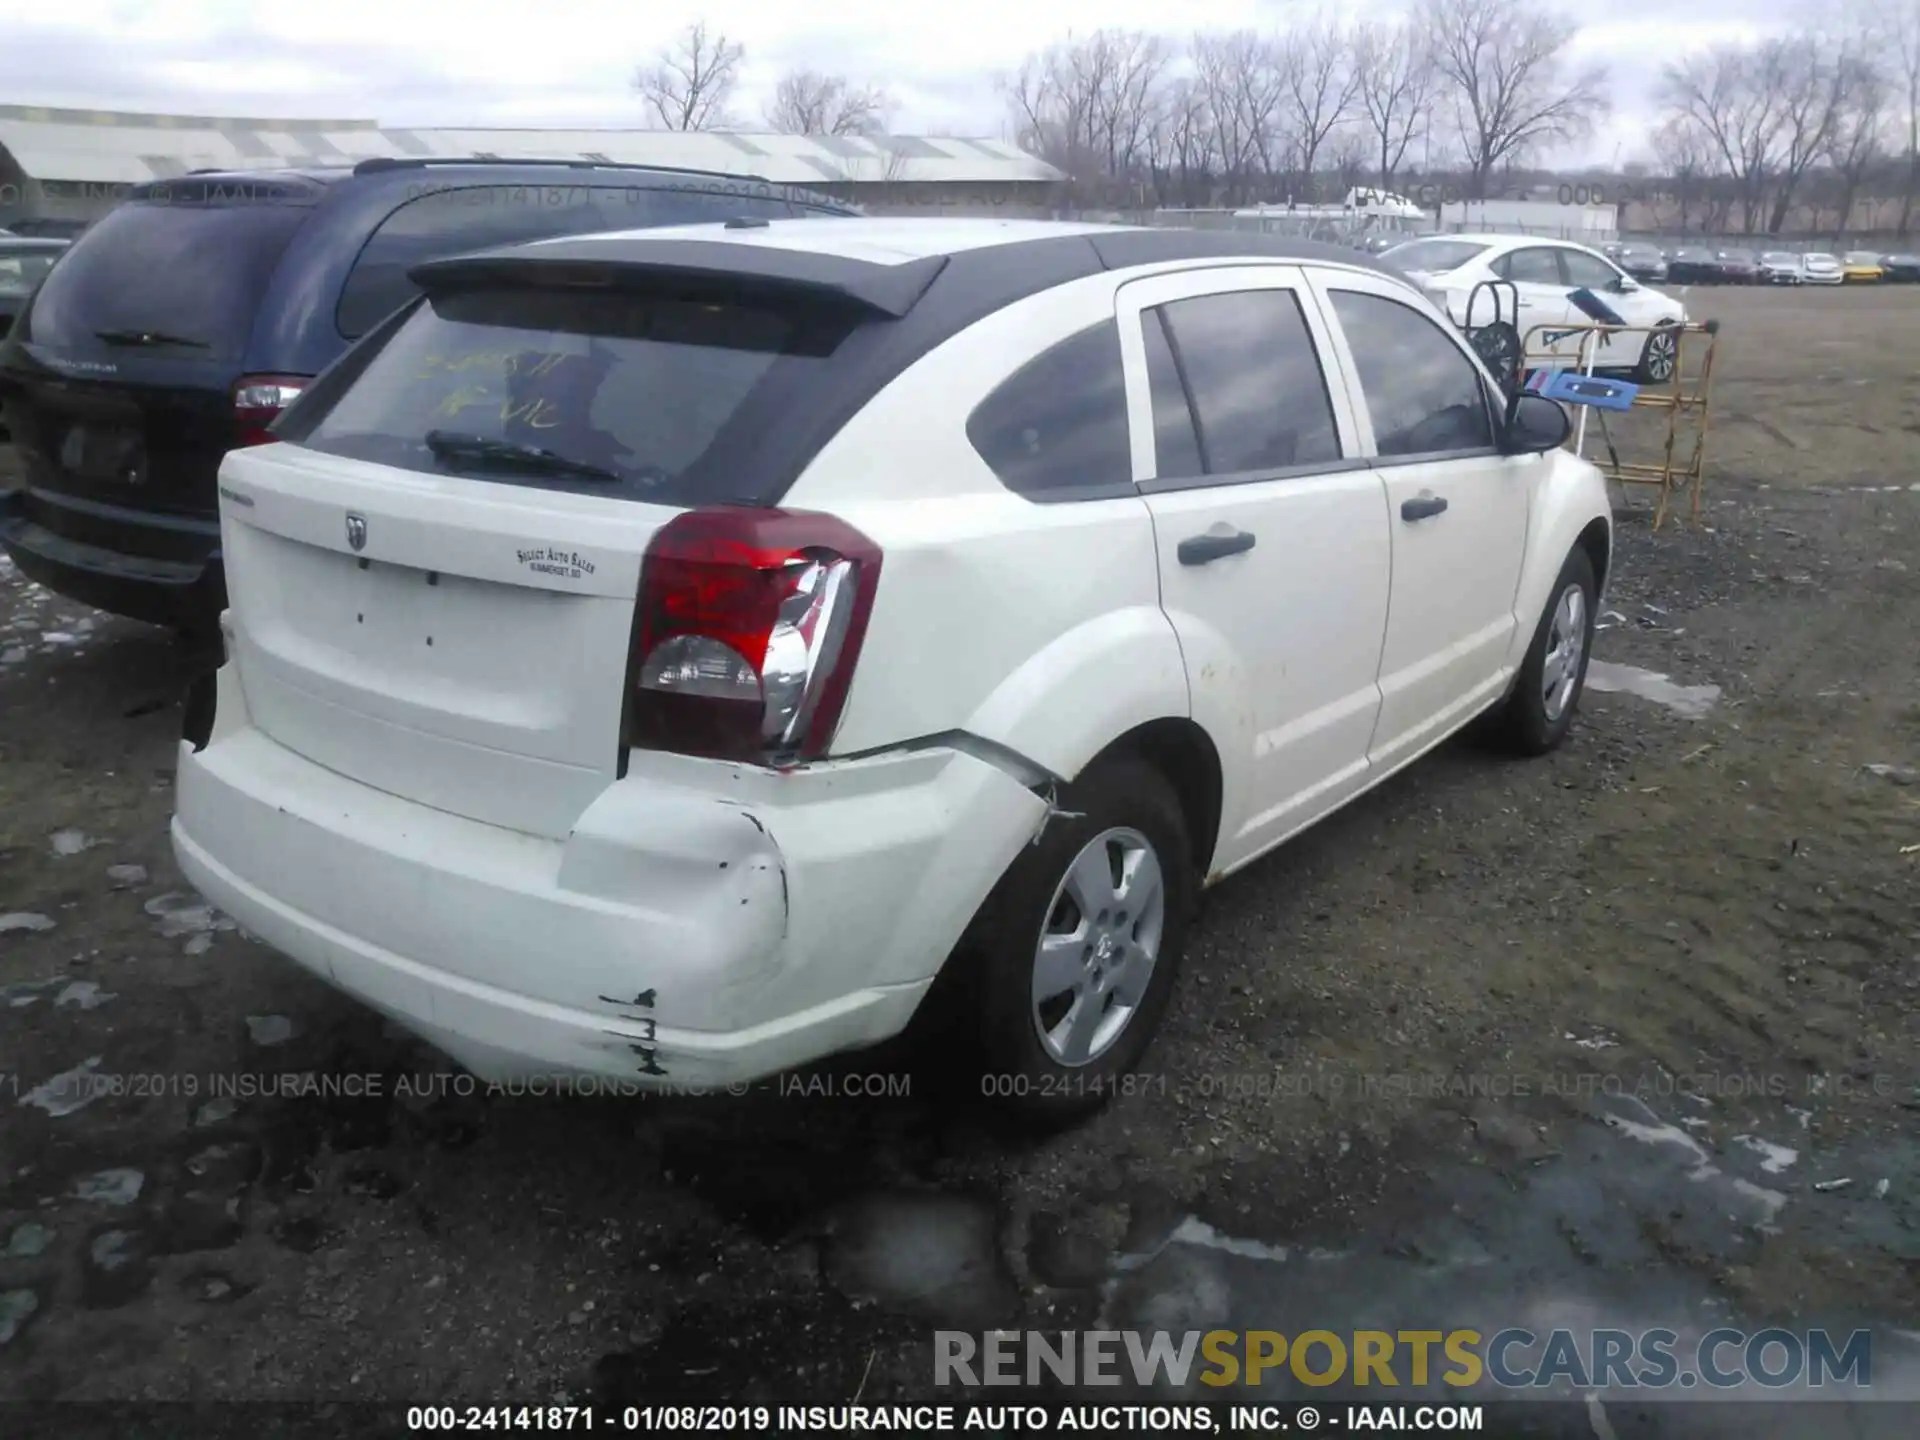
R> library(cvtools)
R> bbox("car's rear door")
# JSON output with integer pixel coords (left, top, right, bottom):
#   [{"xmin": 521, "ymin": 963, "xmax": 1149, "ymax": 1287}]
[
  {"xmin": 1306, "ymin": 270, "xmax": 1532, "ymax": 771},
  {"xmin": 1117, "ymin": 264, "xmax": 1392, "ymax": 874},
  {"xmin": 1492, "ymin": 245, "xmax": 1581, "ymax": 366}
]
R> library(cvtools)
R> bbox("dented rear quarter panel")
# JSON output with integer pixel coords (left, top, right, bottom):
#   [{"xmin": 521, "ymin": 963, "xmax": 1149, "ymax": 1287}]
[{"xmin": 783, "ymin": 269, "xmax": 1194, "ymax": 786}]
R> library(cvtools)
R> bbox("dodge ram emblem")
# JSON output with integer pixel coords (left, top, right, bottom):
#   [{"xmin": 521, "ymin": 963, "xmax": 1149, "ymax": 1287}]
[{"xmin": 345, "ymin": 513, "xmax": 368, "ymax": 552}]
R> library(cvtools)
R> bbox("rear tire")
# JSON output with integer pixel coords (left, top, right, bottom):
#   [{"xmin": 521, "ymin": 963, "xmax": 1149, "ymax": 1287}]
[
  {"xmin": 956, "ymin": 756, "xmax": 1195, "ymax": 1126},
  {"xmin": 1492, "ymin": 547, "xmax": 1597, "ymax": 757}
]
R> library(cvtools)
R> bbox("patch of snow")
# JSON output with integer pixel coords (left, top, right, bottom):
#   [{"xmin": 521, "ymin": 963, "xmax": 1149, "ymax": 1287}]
[
  {"xmin": 73, "ymin": 1168, "xmax": 145, "ymax": 1205},
  {"xmin": 1584, "ymin": 661, "xmax": 1722, "ymax": 719},
  {"xmin": 19, "ymin": 1056, "xmax": 106, "ymax": 1117},
  {"xmin": 1732, "ymin": 1135, "xmax": 1798, "ymax": 1174}
]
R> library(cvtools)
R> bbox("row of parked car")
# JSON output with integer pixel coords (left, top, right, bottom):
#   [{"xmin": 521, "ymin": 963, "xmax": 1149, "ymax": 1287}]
[{"xmin": 1602, "ymin": 241, "xmax": 1920, "ymax": 285}]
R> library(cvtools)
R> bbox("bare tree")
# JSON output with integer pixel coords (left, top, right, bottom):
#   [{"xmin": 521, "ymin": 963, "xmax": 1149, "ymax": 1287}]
[
  {"xmin": 634, "ymin": 21, "xmax": 745, "ymax": 132},
  {"xmin": 1352, "ymin": 19, "xmax": 1434, "ymax": 188},
  {"xmin": 1275, "ymin": 16, "xmax": 1360, "ymax": 197},
  {"xmin": 1191, "ymin": 29, "xmax": 1286, "ymax": 202},
  {"xmin": 1420, "ymin": 0, "xmax": 1608, "ymax": 196},
  {"xmin": 1894, "ymin": 1, "xmax": 1920, "ymax": 232},
  {"xmin": 1005, "ymin": 30, "xmax": 1174, "ymax": 204},
  {"xmin": 1660, "ymin": 44, "xmax": 1782, "ymax": 233},
  {"xmin": 1148, "ymin": 75, "xmax": 1218, "ymax": 206},
  {"xmin": 764, "ymin": 70, "xmax": 891, "ymax": 136},
  {"xmin": 1764, "ymin": 35, "xmax": 1867, "ymax": 232},
  {"xmin": 1824, "ymin": 52, "xmax": 1889, "ymax": 234},
  {"xmin": 1649, "ymin": 115, "xmax": 1712, "ymax": 232}
]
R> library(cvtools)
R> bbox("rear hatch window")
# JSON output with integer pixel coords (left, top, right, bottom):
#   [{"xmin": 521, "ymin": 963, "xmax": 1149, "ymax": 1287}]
[
  {"xmin": 16, "ymin": 179, "xmax": 317, "ymax": 363},
  {"xmin": 287, "ymin": 283, "xmax": 859, "ymax": 508}
]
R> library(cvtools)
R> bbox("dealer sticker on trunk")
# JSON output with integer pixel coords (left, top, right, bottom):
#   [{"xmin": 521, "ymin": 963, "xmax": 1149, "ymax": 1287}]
[{"xmin": 516, "ymin": 544, "xmax": 598, "ymax": 581}]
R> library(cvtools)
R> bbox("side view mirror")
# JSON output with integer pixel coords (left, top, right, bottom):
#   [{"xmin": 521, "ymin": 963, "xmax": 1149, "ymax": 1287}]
[
  {"xmin": 1503, "ymin": 391, "xmax": 1572, "ymax": 455},
  {"xmin": 1612, "ymin": 275, "xmax": 1639, "ymax": 293}
]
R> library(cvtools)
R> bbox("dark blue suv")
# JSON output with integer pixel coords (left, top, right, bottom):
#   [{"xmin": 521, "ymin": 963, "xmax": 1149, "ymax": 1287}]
[{"xmin": 0, "ymin": 159, "xmax": 858, "ymax": 631}]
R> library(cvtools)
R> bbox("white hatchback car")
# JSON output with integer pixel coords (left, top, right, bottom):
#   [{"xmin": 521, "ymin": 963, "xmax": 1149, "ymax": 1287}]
[
  {"xmin": 1801, "ymin": 253, "xmax": 1844, "ymax": 285},
  {"xmin": 1383, "ymin": 233, "xmax": 1688, "ymax": 383},
  {"xmin": 173, "ymin": 218, "xmax": 1611, "ymax": 1119}
]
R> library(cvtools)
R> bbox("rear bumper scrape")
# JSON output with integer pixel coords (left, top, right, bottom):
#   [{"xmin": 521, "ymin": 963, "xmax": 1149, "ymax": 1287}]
[{"xmin": 174, "ymin": 698, "xmax": 1048, "ymax": 1088}]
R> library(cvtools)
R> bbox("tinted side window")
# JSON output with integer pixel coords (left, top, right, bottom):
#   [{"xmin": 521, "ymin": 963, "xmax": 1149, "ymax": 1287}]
[
  {"xmin": 1329, "ymin": 290, "xmax": 1493, "ymax": 458},
  {"xmin": 1496, "ymin": 248, "xmax": 1563, "ymax": 285},
  {"xmin": 1154, "ymin": 289, "xmax": 1341, "ymax": 475},
  {"xmin": 335, "ymin": 184, "xmax": 802, "ymax": 339},
  {"xmin": 1141, "ymin": 310, "xmax": 1202, "ymax": 481},
  {"xmin": 966, "ymin": 321, "xmax": 1133, "ymax": 498},
  {"xmin": 1560, "ymin": 249, "xmax": 1619, "ymax": 289}
]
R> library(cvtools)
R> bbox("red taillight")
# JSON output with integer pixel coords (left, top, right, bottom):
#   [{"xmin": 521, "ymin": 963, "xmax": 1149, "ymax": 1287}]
[
  {"xmin": 232, "ymin": 374, "xmax": 309, "ymax": 447},
  {"xmin": 626, "ymin": 506, "xmax": 882, "ymax": 767}
]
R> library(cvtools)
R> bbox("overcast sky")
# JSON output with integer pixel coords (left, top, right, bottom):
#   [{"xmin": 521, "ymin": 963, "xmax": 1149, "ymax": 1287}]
[{"xmin": 0, "ymin": 1, "xmax": 1789, "ymax": 168}]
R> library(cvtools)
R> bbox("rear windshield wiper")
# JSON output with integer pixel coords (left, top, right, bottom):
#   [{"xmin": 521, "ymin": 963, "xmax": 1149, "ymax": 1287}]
[
  {"xmin": 92, "ymin": 328, "xmax": 210, "ymax": 349},
  {"xmin": 422, "ymin": 430, "xmax": 622, "ymax": 485}
]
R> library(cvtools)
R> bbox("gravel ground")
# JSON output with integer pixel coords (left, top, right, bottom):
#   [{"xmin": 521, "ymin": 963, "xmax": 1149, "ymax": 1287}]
[{"xmin": 0, "ymin": 284, "xmax": 1916, "ymax": 1413}]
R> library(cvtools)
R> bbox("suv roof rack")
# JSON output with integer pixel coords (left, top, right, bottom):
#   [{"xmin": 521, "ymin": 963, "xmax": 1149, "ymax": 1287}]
[{"xmin": 349, "ymin": 155, "xmax": 780, "ymax": 187}]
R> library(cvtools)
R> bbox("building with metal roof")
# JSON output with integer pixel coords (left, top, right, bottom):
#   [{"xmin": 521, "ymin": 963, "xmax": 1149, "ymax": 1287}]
[{"xmin": 0, "ymin": 105, "xmax": 1065, "ymax": 229}]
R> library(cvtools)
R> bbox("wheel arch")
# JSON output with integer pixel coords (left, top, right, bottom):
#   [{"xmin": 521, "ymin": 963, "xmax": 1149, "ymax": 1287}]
[
  {"xmin": 1081, "ymin": 717, "xmax": 1226, "ymax": 882},
  {"xmin": 1575, "ymin": 514, "xmax": 1612, "ymax": 601}
]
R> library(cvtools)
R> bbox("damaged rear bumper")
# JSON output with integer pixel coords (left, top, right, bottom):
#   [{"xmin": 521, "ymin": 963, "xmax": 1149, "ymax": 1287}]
[{"xmin": 172, "ymin": 662, "xmax": 1048, "ymax": 1088}]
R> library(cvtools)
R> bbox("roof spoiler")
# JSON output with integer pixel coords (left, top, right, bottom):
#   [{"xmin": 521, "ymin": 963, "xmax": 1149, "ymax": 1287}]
[{"xmin": 410, "ymin": 238, "xmax": 948, "ymax": 319}]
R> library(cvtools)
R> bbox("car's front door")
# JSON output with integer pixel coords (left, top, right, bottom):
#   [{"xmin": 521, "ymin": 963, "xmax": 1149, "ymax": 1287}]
[
  {"xmin": 1557, "ymin": 245, "xmax": 1657, "ymax": 371},
  {"xmin": 1306, "ymin": 271, "xmax": 1534, "ymax": 772},
  {"xmin": 1114, "ymin": 265, "xmax": 1393, "ymax": 874}
]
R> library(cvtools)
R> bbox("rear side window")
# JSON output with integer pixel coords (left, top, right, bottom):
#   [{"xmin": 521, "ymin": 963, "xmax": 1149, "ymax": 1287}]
[
  {"xmin": 292, "ymin": 284, "xmax": 859, "ymax": 508},
  {"xmin": 1153, "ymin": 290, "xmax": 1341, "ymax": 476},
  {"xmin": 1328, "ymin": 290, "xmax": 1493, "ymax": 458},
  {"xmin": 335, "ymin": 184, "xmax": 830, "ymax": 339},
  {"xmin": 965, "ymin": 321, "xmax": 1133, "ymax": 499},
  {"xmin": 21, "ymin": 193, "xmax": 312, "ymax": 359},
  {"xmin": 1495, "ymin": 248, "xmax": 1563, "ymax": 285}
]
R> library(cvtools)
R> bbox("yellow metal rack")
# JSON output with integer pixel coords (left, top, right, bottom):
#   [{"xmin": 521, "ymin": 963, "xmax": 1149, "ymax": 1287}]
[{"xmin": 1516, "ymin": 319, "xmax": 1723, "ymax": 532}]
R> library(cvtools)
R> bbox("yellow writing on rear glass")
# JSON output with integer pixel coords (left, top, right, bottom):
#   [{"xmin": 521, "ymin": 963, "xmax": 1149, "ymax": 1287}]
[
  {"xmin": 414, "ymin": 350, "xmax": 575, "ymax": 380},
  {"xmin": 431, "ymin": 386, "xmax": 561, "ymax": 429}
]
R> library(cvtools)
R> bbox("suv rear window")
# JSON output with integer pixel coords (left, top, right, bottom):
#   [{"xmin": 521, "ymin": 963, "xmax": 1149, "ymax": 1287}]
[
  {"xmin": 21, "ymin": 187, "xmax": 315, "ymax": 360},
  {"xmin": 292, "ymin": 284, "xmax": 857, "ymax": 507},
  {"xmin": 335, "ymin": 183, "xmax": 847, "ymax": 339}
]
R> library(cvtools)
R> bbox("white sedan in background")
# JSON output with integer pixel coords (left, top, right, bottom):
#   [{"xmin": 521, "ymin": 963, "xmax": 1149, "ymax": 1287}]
[
  {"xmin": 1801, "ymin": 253, "xmax": 1844, "ymax": 285},
  {"xmin": 1383, "ymin": 234, "xmax": 1688, "ymax": 383}
]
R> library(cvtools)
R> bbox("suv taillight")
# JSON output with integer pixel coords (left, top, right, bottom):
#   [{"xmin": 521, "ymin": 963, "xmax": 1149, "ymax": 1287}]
[
  {"xmin": 232, "ymin": 375, "xmax": 309, "ymax": 447},
  {"xmin": 625, "ymin": 506, "xmax": 882, "ymax": 768}
]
